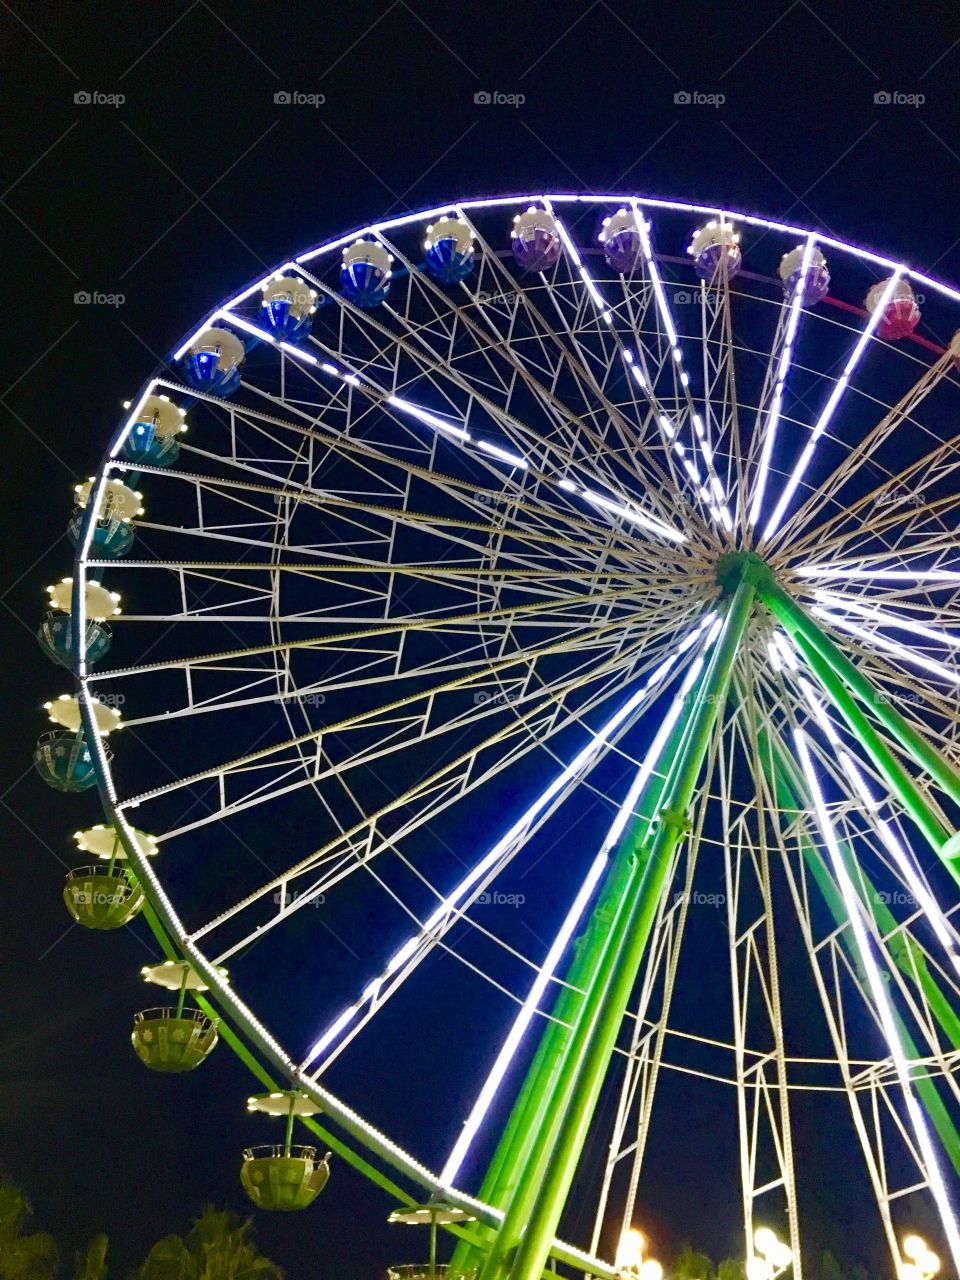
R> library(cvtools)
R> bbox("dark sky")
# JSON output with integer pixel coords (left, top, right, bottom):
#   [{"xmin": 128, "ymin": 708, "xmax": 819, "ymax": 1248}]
[{"xmin": 3, "ymin": 3, "xmax": 960, "ymax": 1280}]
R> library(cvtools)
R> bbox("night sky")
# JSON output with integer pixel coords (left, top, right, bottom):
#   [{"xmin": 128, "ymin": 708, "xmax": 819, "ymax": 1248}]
[{"xmin": 3, "ymin": 4, "xmax": 960, "ymax": 1279}]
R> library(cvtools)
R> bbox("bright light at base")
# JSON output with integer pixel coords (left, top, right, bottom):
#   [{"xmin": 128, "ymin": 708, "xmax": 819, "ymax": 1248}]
[
  {"xmin": 749, "ymin": 1227, "xmax": 793, "ymax": 1280},
  {"xmin": 616, "ymin": 1228, "xmax": 645, "ymax": 1271},
  {"xmin": 900, "ymin": 1233, "xmax": 941, "ymax": 1280}
]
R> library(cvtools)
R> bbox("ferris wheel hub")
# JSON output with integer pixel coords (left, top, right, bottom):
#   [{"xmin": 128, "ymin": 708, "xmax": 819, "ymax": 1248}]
[{"xmin": 715, "ymin": 549, "xmax": 773, "ymax": 595}]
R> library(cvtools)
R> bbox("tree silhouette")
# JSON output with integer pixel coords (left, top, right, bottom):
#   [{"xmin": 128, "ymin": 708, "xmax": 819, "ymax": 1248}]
[
  {"xmin": 671, "ymin": 1246, "xmax": 713, "ymax": 1280},
  {"xmin": 132, "ymin": 1208, "xmax": 281, "ymax": 1280},
  {"xmin": 73, "ymin": 1236, "xmax": 108, "ymax": 1280},
  {"xmin": 0, "ymin": 1184, "xmax": 59, "ymax": 1280}
]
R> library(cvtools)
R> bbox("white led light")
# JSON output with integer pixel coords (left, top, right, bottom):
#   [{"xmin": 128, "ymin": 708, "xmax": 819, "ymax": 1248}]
[
  {"xmin": 762, "ymin": 270, "xmax": 903, "ymax": 544},
  {"xmin": 632, "ymin": 206, "xmax": 678, "ymax": 347},
  {"xmin": 794, "ymin": 731, "xmax": 960, "ymax": 1273},
  {"xmin": 109, "ymin": 381, "xmax": 161, "ymax": 459},
  {"xmin": 602, "ymin": 661, "xmax": 701, "ymax": 852},
  {"xmin": 301, "ymin": 613, "xmax": 716, "ymax": 1073},
  {"xmin": 279, "ymin": 341, "xmax": 318, "ymax": 364},
  {"xmin": 813, "ymin": 591, "xmax": 960, "ymax": 648},
  {"xmin": 216, "ymin": 311, "xmax": 275, "ymax": 344},
  {"xmin": 386, "ymin": 396, "xmax": 471, "ymax": 443},
  {"xmin": 439, "ymin": 614, "xmax": 719, "ymax": 1182},
  {"xmin": 814, "ymin": 609, "xmax": 960, "ymax": 686},
  {"xmin": 220, "ymin": 267, "xmax": 293, "ymax": 313},
  {"xmin": 838, "ymin": 757, "xmax": 960, "ymax": 981},
  {"xmin": 305, "ymin": 1006, "xmax": 359, "ymax": 1061},
  {"xmin": 439, "ymin": 846, "xmax": 608, "ymax": 1184},
  {"xmin": 749, "ymin": 233, "xmax": 815, "ymax": 528},
  {"xmin": 798, "ymin": 567, "xmax": 960, "ymax": 584},
  {"xmin": 477, "ymin": 440, "xmax": 529, "ymax": 468},
  {"xmin": 797, "ymin": 676, "xmax": 842, "ymax": 746},
  {"xmin": 583, "ymin": 489, "xmax": 685, "ymax": 543},
  {"xmin": 772, "ymin": 632, "xmax": 799, "ymax": 670}
]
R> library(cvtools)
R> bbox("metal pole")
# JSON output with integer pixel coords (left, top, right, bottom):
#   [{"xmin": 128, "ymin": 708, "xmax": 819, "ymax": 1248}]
[
  {"xmin": 175, "ymin": 967, "xmax": 188, "ymax": 1018},
  {"xmin": 762, "ymin": 729, "xmax": 960, "ymax": 1173},
  {"xmin": 760, "ymin": 580, "xmax": 960, "ymax": 877},
  {"xmin": 284, "ymin": 1095, "xmax": 296, "ymax": 1156},
  {"xmin": 453, "ymin": 657, "xmax": 706, "ymax": 1275},
  {"xmin": 490, "ymin": 581, "xmax": 754, "ymax": 1280}
]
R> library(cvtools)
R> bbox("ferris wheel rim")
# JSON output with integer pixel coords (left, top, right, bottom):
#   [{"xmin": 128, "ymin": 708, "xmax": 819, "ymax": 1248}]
[
  {"xmin": 90, "ymin": 190, "xmax": 955, "ymax": 475},
  {"xmin": 57, "ymin": 191, "xmax": 960, "ymax": 1276}
]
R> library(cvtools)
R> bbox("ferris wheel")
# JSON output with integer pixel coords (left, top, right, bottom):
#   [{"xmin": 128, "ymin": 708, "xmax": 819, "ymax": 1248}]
[{"xmin": 34, "ymin": 192, "xmax": 960, "ymax": 1280}]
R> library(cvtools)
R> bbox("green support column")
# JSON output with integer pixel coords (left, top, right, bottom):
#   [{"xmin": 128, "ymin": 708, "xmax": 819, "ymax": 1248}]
[
  {"xmin": 482, "ymin": 578, "xmax": 755, "ymax": 1280},
  {"xmin": 759, "ymin": 578, "xmax": 960, "ymax": 881},
  {"xmin": 452, "ymin": 651, "xmax": 708, "ymax": 1276},
  {"xmin": 757, "ymin": 724, "xmax": 960, "ymax": 1174}
]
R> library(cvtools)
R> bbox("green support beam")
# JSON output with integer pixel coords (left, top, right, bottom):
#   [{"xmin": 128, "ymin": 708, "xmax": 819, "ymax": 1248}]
[
  {"xmin": 756, "ymin": 724, "xmax": 960, "ymax": 1175},
  {"xmin": 758, "ymin": 578, "xmax": 960, "ymax": 884},
  {"xmin": 478, "ymin": 579, "xmax": 754, "ymax": 1280},
  {"xmin": 452, "ymin": 637, "xmax": 709, "ymax": 1276}
]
